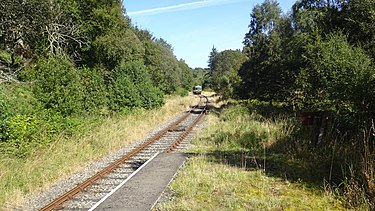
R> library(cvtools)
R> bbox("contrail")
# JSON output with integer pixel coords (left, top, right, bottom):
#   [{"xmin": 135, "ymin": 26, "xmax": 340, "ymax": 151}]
[{"xmin": 127, "ymin": 0, "xmax": 248, "ymax": 16}]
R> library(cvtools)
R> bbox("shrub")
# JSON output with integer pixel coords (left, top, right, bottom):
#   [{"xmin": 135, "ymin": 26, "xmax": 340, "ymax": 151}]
[
  {"xmin": 32, "ymin": 56, "xmax": 84, "ymax": 116},
  {"xmin": 174, "ymin": 87, "xmax": 189, "ymax": 97},
  {"xmin": 79, "ymin": 67, "xmax": 108, "ymax": 113},
  {"xmin": 4, "ymin": 114, "xmax": 40, "ymax": 157},
  {"xmin": 109, "ymin": 74, "xmax": 141, "ymax": 111},
  {"xmin": 109, "ymin": 60, "xmax": 164, "ymax": 111},
  {"xmin": 0, "ymin": 98, "xmax": 10, "ymax": 141},
  {"xmin": 297, "ymin": 33, "xmax": 375, "ymax": 112},
  {"xmin": 0, "ymin": 84, "xmax": 42, "ymax": 142}
]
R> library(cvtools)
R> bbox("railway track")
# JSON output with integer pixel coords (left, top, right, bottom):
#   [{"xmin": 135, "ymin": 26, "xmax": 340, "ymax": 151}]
[{"xmin": 39, "ymin": 95, "xmax": 207, "ymax": 211}]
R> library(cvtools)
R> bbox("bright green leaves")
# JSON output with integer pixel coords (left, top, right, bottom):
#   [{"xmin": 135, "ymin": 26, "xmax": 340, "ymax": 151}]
[
  {"xmin": 109, "ymin": 61, "xmax": 164, "ymax": 111},
  {"xmin": 32, "ymin": 57, "xmax": 84, "ymax": 116},
  {"xmin": 210, "ymin": 50, "xmax": 247, "ymax": 99},
  {"xmin": 297, "ymin": 33, "xmax": 375, "ymax": 112},
  {"xmin": 93, "ymin": 29, "xmax": 145, "ymax": 69}
]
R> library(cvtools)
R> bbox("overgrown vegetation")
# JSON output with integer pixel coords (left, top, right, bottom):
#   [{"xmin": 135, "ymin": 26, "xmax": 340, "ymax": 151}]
[
  {"xmin": 0, "ymin": 0, "xmax": 195, "ymax": 206},
  {"xmin": 203, "ymin": 0, "xmax": 375, "ymax": 207},
  {"xmin": 1, "ymin": 94, "xmax": 197, "ymax": 209},
  {"xmin": 0, "ymin": 0, "xmax": 194, "ymax": 158},
  {"xmin": 160, "ymin": 104, "xmax": 354, "ymax": 210}
]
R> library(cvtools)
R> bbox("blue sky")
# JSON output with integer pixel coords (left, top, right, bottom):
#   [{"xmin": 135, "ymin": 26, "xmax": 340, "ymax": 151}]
[{"xmin": 124, "ymin": 0, "xmax": 296, "ymax": 68}]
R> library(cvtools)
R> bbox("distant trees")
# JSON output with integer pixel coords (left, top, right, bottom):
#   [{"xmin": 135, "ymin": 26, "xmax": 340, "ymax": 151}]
[
  {"xmin": 226, "ymin": 0, "xmax": 375, "ymax": 113},
  {"xmin": 209, "ymin": 50, "xmax": 247, "ymax": 98},
  {"xmin": 207, "ymin": 46, "xmax": 218, "ymax": 69},
  {"xmin": 201, "ymin": 0, "xmax": 375, "ymax": 109}
]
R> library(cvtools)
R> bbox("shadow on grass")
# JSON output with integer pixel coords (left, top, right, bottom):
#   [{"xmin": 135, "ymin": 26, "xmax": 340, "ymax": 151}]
[
  {"xmin": 191, "ymin": 149, "xmax": 334, "ymax": 187},
  {"xmin": 201, "ymin": 100, "xmax": 344, "ymax": 187}
]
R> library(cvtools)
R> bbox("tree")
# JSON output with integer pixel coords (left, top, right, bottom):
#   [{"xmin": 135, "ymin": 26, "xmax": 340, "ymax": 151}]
[
  {"xmin": 210, "ymin": 50, "xmax": 247, "ymax": 98},
  {"xmin": 239, "ymin": 0, "xmax": 296, "ymax": 102},
  {"xmin": 144, "ymin": 41, "xmax": 182, "ymax": 94},
  {"xmin": 341, "ymin": 0, "xmax": 375, "ymax": 59},
  {"xmin": 93, "ymin": 29, "xmax": 145, "ymax": 70},
  {"xmin": 45, "ymin": 0, "xmax": 85, "ymax": 58},
  {"xmin": 177, "ymin": 59, "xmax": 194, "ymax": 90},
  {"xmin": 296, "ymin": 33, "xmax": 375, "ymax": 112},
  {"xmin": 243, "ymin": 0, "xmax": 282, "ymax": 49},
  {"xmin": 208, "ymin": 46, "xmax": 218, "ymax": 69},
  {"xmin": 0, "ymin": 0, "xmax": 49, "ymax": 63}
]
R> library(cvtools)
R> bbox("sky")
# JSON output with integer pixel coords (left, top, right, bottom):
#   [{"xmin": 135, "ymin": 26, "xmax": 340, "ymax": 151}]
[{"xmin": 124, "ymin": 0, "xmax": 296, "ymax": 68}]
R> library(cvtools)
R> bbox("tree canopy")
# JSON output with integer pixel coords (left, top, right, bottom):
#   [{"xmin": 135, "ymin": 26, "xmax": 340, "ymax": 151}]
[{"xmin": 0, "ymin": 0, "xmax": 194, "ymax": 155}]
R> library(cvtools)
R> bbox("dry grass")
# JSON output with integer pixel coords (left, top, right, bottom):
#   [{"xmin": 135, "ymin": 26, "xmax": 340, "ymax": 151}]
[
  {"xmin": 158, "ymin": 103, "xmax": 348, "ymax": 210},
  {"xmin": 160, "ymin": 156, "xmax": 346, "ymax": 210},
  {"xmin": 0, "ymin": 93, "xmax": 200, "ymax": 209}
]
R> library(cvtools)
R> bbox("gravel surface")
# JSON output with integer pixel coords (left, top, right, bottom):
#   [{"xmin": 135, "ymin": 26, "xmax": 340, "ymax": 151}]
[
  {"xmin": 15, "ymin": 112, "xmax": 187, "ymax": 211},
  {"xmin": 152, "ymin": 116, "xmax": 209, "ymax": 210},
  {"xmin": 13, "ymin": 96, "xmax": 211, "ymax": 211}
]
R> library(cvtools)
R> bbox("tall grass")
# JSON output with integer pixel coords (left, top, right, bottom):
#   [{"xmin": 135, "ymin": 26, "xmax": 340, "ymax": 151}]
[
  {"xmin": 241, "ymin": 101, "xmax": 374, "ymax": 209},
  {"xmin": 161, "ymin": 101, "xmax": 373, "ymax": 210},
  {"xmin": 0, "ymin": 93, "xmax": 199, "ymax": 209},
  {"xmin": 158, "ymin": 103, "xmax": 346, "ymax": 210}
]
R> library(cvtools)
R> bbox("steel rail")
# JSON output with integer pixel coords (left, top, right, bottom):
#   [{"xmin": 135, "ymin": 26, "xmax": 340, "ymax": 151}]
[
  {"xmin": 41, "ymin": 107, "xmax": 197, "ymax": 211},
  {"xmin": 165, "ymin": 95, "xmax": 208, "ymax": 153}
]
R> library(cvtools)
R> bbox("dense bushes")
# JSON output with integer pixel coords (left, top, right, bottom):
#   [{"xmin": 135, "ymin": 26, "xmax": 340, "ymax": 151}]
[
  {"xmin": 109, "ymin": 61, "xmax": 164, "ymax": 111},
  {"xmin": 296, "ymin": 33, "xmax": 375, "ymax": 112},
  {"xmin": 0, "ymin": 83, "xmax": 85, "ymax": 158},
  {"xmin": 80, "ymin": 67, "xmax": 109, "ymax": 113},
  {"xmin": 0, "ymin": 57, "xmax": 166, "ymax": 158},
  {"xmin": 31, "ymin": 57, "xmax": 84, "ymax": 116},
  {"xmin": 93, "ymin": 30, "xmax": 145, "ymax": 69}
]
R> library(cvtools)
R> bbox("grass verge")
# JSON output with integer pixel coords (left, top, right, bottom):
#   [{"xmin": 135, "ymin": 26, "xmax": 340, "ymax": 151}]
[{"xmin": 158, "ymin": 104, "xmax": 349, "ymax": 210}]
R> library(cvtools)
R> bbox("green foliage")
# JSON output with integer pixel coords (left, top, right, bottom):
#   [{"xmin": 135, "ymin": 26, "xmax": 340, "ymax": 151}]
[
  {"xmin": 207, "ymin": 46, "xmax": 218, "ymax": 69},
  {"xmin": 0, "ymin": 49, "xmax": 22, "ymax": 65},
  {"xmin": 0, "ymin": 0, "xmax": 193, "ymax": 162},
  {"xmin": 174, "ymin": 87, "xmax": 189, "ymax": 97},
  {"xmin": 32, "ymin": 56, "xmax": 84, "ymax": 116},
  {"xmin": 344, "ymin": 0, "xmax": 375, "ymax": 59},
  {"xmin": 109, "ymin": 74, "xmax": 141, "ymax": 111},
  {"xmin": 243, "ymin": 0, "xmax": 282, "ymax": 48},
  {"xmin": 0, "ymin": 0, "xmax": 49, "ymax": 58},
  {"xmin": 177, "ymin": 59, "xmax": 194, "ymax": 90},
  {"xmin": 0, "ymin": 99, "xmax": 10, "ymax": 141},
  {"xmin": 79, "ymin": 67, "xmax": 109, "ymax": 113},
  {"xmin": 192, "ymin": 68, "xmax": 211, "ymax": 89},
  {"xmin": 93, "ymin": 29, "xmax": 144, "ymax": 69},
  {"xmin": 239, "ymin": 1, "xmax": 299, "ymax": 102},
  {"xmin": 4, "ymin": 114, "xmax": 40, "ymax": 157},
  {"xmin": 0, "ymin": 84, "xmax": 86, "ymax": 158},
  {"xmin": 204, "ymin": 0, "xmax": 375, "ymax": 207},
  {"xmin": 0, "ymin": 84, "xmax": 40, "ymax": 142},
  {"xmin": 109, "ymin": 61, "xmax": 163, "ymax": 111},
  {"xmin": 210, "ymin": 50, "xmax": 247, "ymax": 98},
  {"xmin": 144, "ymin": 41, "xmax": 182, "ymax": 94},
  {"xmin": 297, "ymin": 32, "xmax": 375, "ymax": 112}
]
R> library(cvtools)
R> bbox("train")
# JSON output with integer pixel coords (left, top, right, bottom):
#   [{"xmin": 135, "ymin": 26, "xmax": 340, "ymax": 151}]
[{"xmin": 193, "ymin": 85, "xmax": 202, "ymax": 95}]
